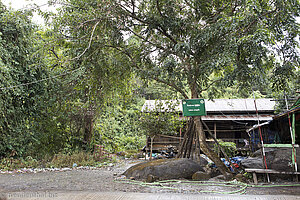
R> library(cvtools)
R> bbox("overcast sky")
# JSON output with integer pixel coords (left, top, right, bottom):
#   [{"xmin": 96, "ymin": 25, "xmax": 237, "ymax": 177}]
[
  {"xmin": 2, "ymin": 0, "xmax": 299, "ymax": 53},
  {"xmin": 3, "ymin": 0, "xmax": 44, "ymax": 9},
  {"xmin": 2, "ymin": 0, "xmax": 57, "ymax": 24}
]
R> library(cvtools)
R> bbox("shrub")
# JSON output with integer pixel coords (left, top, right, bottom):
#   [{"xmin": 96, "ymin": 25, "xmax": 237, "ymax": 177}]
[{"xmin": 213, "ymin": 140, "xmax": 237, "ymax": 158}]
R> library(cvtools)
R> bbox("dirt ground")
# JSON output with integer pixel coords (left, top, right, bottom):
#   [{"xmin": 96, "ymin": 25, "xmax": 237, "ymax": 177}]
[{"xmin": 1, "ymin": 159, "xmax": 300, "ymax": 197}]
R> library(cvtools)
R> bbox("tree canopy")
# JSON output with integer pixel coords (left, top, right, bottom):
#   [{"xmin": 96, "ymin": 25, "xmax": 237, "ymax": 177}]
[
  {"xmin": 46, "ymin": 0, "xmax": 299, "ymax": 176},
  {"xmin": 47, "ymin": 0, "xmax": 299, "ymax": 97}
]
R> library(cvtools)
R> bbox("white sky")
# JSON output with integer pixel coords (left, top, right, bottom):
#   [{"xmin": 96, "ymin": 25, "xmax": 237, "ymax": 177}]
[
  {"xmin": 2, "ymin": 0, "xmax": 44, "ymax": 10},
  {"xmin": 2, "ymin": 0, "xmax": 300, "ymax": 53},
  {"xmin": 2, "ymin": 0, "xmax": 57, "ymax": 24},
  {"xmin": 3, "ymin": 0, "xmax": 300, "ymax": 25}
]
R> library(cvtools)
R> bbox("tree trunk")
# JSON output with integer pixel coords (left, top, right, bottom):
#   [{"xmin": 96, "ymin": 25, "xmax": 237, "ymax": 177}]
[
  {"xmin": 193, "ymin": 116, "xmax": 232, "ymax": 178},
  {"xmin": 83, "ymin": 114, "xmax": 94, "ymax": 145},
  {"xmin": 177, "ymin": 118, "xmax": 193, "ymax": 158},
  {"xmin": 188, "ymin": 86, "xmax": 232, "ymax": 178},
  {"xmin": 202, "ymin": 120, "xmax": 237, "ymax": 173}
]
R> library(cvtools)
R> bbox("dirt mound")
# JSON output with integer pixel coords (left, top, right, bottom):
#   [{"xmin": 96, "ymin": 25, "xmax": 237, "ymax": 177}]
[{"xmin": 123, "ymin": 158, "xmax": 204, "ymax": 181}]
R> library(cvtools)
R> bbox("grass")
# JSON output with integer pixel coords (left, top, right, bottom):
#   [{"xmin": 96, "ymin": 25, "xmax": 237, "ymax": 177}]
[{"xmin": 0, "ymin": 151, "xmax": 117, "ymax": 171}]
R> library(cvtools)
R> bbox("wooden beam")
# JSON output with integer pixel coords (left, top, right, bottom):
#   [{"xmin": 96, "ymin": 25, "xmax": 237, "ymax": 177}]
[
  {"xmin": 245, "ymin": 168, "xmax": 300, "ymax": 184},
  {"xmin": 245, "ymin": 168, "xmax": 300, "ymax": 174},
  {"xmin": 204, "ymin": 129, "xmax": 246, "ymax": 132},
  {"xmin": 264, "ymin": 144, "xmax": 299, "ymax": 148}
]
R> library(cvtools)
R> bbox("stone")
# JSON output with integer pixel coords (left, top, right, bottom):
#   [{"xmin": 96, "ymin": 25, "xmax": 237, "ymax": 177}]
[
  {"xmin": 196, "ymin": 156, "xmax": 209, "ymax": 166},
  {"xmin": 241, "ymin": 157, "xmax": 263, "ymax": 169},
  {"xmin": 208, "ymin": 174, "xmax": 226, "ymax": 181},
  {"xmin": 123, "ymin": 158, "xmax": 204, "ymax": 181},
  {"xmin": 234, "ymin": 173, "xmax": 245, "ymax": 182},
  {"xmin": 192, "ymin": 171, "xmax": 210, "ymax": 181},
  {"xmin": 146, "ymin": 174, "xmax": 159, "ymax": 183},
  {"xmin": 0, "ymin": 193, "xmax": 7, "ymax": 200},
  {"xmin": 241, "ymin": 147, "xmax": 300, "ymax": 172}
]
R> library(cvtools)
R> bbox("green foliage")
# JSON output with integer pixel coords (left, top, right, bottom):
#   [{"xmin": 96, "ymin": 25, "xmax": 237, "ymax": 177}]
[
  {"xmin": 94, "ymin": 96, "xmax": 145, "ymax": 153},
  {"xmin": 0, "ymin": 5, "xmax": 61, "ymax": 158},
  {"xmin": 137, "ymin": 80, "xmax": 184, "ymax": 100},
  {"xmin": 49, "ymin": 151, "xmax": 99, "ymax": 168},
  {"xmin": 139, "ymin": 100, "xmax": 184, "ymax": 137},
  {"xmin": 0, "ymin": 151, "xmax": 116, "ymax": 170},
  {"xmin": 213, "ymin": 140, "xmax": 237, "ymax": 158},
  {"xmin": 272, "ymin": 70, "xmax": 300, "ymax": 113},
  {"xmin": 1, "ymin": 0, "xmax": 299, "ymax": 163},
  {"xmin": 243, "ymin": 172, "xmax": 253, "ymax": 180},
  {"xmin": 0, "ymin": 156, "xmax": 38, "ymax": 171},
  {"xmin": 48, "ymin": 0, "xmax": 299, "ymax": 99}
]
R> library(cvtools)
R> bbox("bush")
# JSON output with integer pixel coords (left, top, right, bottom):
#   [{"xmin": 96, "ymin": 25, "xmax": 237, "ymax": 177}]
[
  {"xmin": 0, "ymin": 156, "xmax": 39, "ymax": 171},
  {"xmin": 213, "ymin": 140, "xmax": 237, "ymax": 158},
  {"xmin": 0, "ymin": 151, "xmax": 117, "ymax": 170},
  {"xmin": 49, "ymin": 151, "xmax": 97, "ymax": 168}
]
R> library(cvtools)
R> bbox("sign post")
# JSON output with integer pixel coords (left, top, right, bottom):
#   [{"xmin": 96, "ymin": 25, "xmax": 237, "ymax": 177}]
[{"xmin": 182, "ymin": 99, "xmax": 206, "ymax": 116}]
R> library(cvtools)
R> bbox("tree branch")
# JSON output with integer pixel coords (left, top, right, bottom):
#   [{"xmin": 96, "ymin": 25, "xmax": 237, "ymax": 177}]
[
  {"xmin": 199, "ymin": 79, "xmax": 221, "ymax": 93},
  {"xmin": 126, "ymin": 26, "xmax": 166, "ymax": 50},
  {"xmin": 153, "ymin": 77, "xmax": 189, "ymax": 99},
  {"xmin": 131, "ymin": 0, "xmax": 135, "ymax": 14},
  {"xmin": 70, "ymin": 21, "xmax": 100, "ymax": 61},
  {"xmin": 156, "ymin": 25, "xmax": 178, "ymax": 44},
  {"xmin": 104, "ymin": 43, "xmax": 187, "ymax": 98},
  {"xmin": 243, "ymin": 8, "xmax": 278, "ymax": 33},
  {"xmin": 117, "ymin": 2, "xmax": 177, "ymax": 44},
  {"xmin": 50, "ymin": 47, "xmax": 59, "ymax": 59},
  {"xmin": 156, "ymin": 0, "xmax": 164, "ymax": 18}
]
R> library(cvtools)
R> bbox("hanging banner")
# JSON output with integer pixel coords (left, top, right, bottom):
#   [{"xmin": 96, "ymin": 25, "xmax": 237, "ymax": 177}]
[{"xmin": 182, "ymin": 99, "xmax": 206, "ymax": 116}]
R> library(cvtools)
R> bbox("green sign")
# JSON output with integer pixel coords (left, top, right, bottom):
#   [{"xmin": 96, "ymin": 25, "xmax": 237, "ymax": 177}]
[{"xmin": 182, "ymin": 99, "xmax": 206, "ymax": 116}]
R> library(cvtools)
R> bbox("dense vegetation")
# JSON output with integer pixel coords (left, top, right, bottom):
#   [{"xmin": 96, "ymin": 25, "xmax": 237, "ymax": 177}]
[
  {"xmin": 0, "ymin": 4, "xmax": 59, "ymax": 158},
  {"xmin": 0, "ymin": 0, "xmax": 299, "ymax": 171}
]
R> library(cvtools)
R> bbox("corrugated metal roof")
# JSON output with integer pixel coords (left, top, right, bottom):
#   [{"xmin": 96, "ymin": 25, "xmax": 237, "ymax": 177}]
[
  {"xmin": 201, "ymin": 114, "xmax": 273, "ymax": 121},
  {"xmin": 142, "ymin": 99, "xmax": 276, "ymax": 113},
  {"xmin": 273, "ymin": 106, "xmax": 300, "ymax": 120}
]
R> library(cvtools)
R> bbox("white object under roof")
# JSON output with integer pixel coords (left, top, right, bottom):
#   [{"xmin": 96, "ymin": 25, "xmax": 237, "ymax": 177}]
[{"xmin": 142, "ymin": 99, "xmax": 276, "ymax": 113}]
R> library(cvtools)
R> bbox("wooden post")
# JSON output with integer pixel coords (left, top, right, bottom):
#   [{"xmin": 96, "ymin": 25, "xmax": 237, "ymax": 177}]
[
  {"xmin": 179, "ymin": 128, "xmax": 182, "ymax": 143},
  {"xmin": 253, "ymin": 92, "xmax": 270, "ymax": 182},
  {"xmin": 214, "ymin": 122, "xmax": 217, "ymax": 139},
  {"xmin": 145, "ymin": 150, "xmax": 147, "ymax": 160},
  {"xmin": 292, "ymin": 113, "xmax": 298, "ymax": 182},
  {"xmin": 253, "ymin": 172, "xmax": 258, "ymax": 185},
  {"xmin": 150, "ymin": 136, "xmax": 154, "ymax": 161}
]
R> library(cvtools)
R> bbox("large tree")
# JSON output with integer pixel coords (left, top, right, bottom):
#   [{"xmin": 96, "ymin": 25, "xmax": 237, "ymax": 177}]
[{"xmin": 50, "ymin": 0, "xmax": 299, "ymax": 176}]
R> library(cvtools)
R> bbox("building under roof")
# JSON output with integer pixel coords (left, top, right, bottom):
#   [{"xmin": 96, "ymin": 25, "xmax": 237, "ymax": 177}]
[
  {"xmin": 142, "ymin": 99, "xmax": 276, "ymax": 121},
  {"xmin": 247, "ymin": 96, "xmax": 300, "ymax": 150},
  {"xmin": 142, "ymin": 99, "xmax": 276, "ymax": 150}
]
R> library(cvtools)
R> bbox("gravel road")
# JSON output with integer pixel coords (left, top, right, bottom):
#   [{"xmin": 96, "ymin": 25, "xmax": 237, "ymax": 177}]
[{"xmin": 1, "ymin": 159, "xmax": 300, "ymax": 199}]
